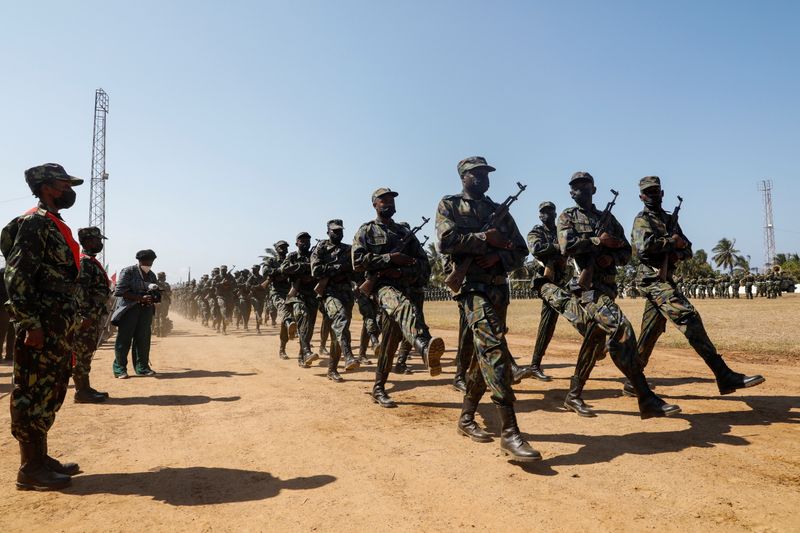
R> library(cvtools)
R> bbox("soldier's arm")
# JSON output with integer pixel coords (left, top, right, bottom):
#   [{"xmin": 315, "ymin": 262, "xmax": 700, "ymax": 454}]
[
  {"xmin": 557, "ymin": 211, "xmax": 596, "ymax": 257},
  {"xmin": 76, "ymin": 259, "xmax": 95, "ymax": 318},
  {"xmin": 606, "ymin": 216, "xmax": 631, "ymax": 266},
  {"xmin": 436, "ymin": 198, "xmax": 489, "ymax": 256},
  {"xmin": 279, "ymin": 255, "xmax": 299, "ymax": 275},
  {"xmin": 3, "ymin": 216, "xmax": 46, "ymax": 330},
  {"xmin": 311, "ymin": 247, "xmax": 338, "ymax": 278},
  {"xmin": 497, "ymin": 216, "xmax": 528, "ymax": 272},
  {"xmin": 631, "ymin": 212, "xmax": 676, "ymax": 257},
  {"xmin": 527, "ymin": 226, "xmax": 558, "ymax": 259},
  {"xmin": 351, "ymin": 225, "xmax": 392, "ymax": 272},
  {"xmin": 674, "ymin": 221, "xmax": 693, "ymax": 260}
]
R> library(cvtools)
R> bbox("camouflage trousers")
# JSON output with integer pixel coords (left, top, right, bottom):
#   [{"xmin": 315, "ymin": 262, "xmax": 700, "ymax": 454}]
[
  {"xmin": 271, "ymin": 291, "xmax": 294, "ymax": 345},
  {"xmin": 217, "ymin": 295, "xmax": 235, "ymax": 323},
  {"xmin": 198, "ymin": 297, "xmax": 210, "ymax": 323},
  {"xmin": 320, "ymin": 286, "xmax": 354, "ymax": 357},
  {"xmin": 637, "ymin": 281, "xmax": 719, "ymax": 369},
  {"xmin": 318, "ymin": 300, "xmax": 331, "ymax": 351},
  {"xmin": 531, "ymin": 298, "xmax": 559, "ymax": 365},
  {"xmin": 250, "ymin": 296, "xmax": 265, "ymax": 325},
  {"xmin": 356, "ymin": 291, "xmax": 380, "ymax": 355},
  {"xmin": 458, "ymin": 286, "xmax": 515, "ymax": 406},
  {"xmin": 374, "ymin": 285, "xmax": 428, "ymax": 374},
  {"xmin": 237, "ymin": 297, "xmax": 251, "ymax": 326},
  {"xmin": 399, "ymin": 287, "xmax": 428, "ymax": 356},
  {"xmin": 11, "ymin": 311, "xmax": 76, "ymax": 443},
  {"xmin": 265, "ymin": 297, "xmax": 277, "ymax": 323},
  {"xmin": 289, "ymin": 291, "xmax": 318, "ymax": 353},
  {"xmin": 72, "ymin": 317, "xmax": 105, "ymax": 381}
]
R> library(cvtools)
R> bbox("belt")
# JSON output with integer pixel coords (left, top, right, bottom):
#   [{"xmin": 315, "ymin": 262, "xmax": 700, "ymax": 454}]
[
  {"xmin": 466, "ymin": 273, "xmax": 508, "ymax": 286},
  {"xmin": 41, "ymin": 281, "xmax": 78, "ymax": 296}
]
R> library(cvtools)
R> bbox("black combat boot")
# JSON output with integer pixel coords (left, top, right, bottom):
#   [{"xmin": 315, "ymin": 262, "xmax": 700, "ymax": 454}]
[
  {"xmin": 302, "ymin": 349, "xmax": 319, "ymax": 367},
  {"xmin": 394, "ymin": 346, "xmax": 413, "ymax": 375},
  {"xmin": 74, "ymin": 376, "xmax": 106, "ymax": 404},
  {"xmin": 496, "ymin": 404, "xmax": 541, "ymax": 462},
  {"xmin": 622, "ymin": 378, "xmax": 654, "ymax": 397},
  {"xmin": 16, "ymin": 440, "xmax": 71, "ymax": 491},
  {"xmin": 371, "ymin": 371, "xmax": 396, "ymax": 408},
  {"xmin": 342, "ymin": 349, "xmax": 360, "ymax": 372},
  {"xmin": 319, "ymin": 346, "xmax": 330, "ymax": 356},
  {"xmin": 511, "ymin": 360, "xmax": 533, "ymax": 384},
  {"xmin": 327, "ymin": 352, "xmax": 343, "ymax": 383},
  {"xmin": 279, "ymin": 341, "xmax": 289, "ymax": 360},
  {"xmin": 297, "ymin": 351, "xmax": 306, "ymax": 367},
  {"xmin": 42, "ymin": 434, "xmax": 80, "ymax": 476},
  {"xmin": 708, "ymin": 357, "xmax": 765, "ymax": 395},
  {"xmin": 457, "ymin": 397, "xmax": 493, "ymax": 443},
  {"xmin": 85, "ymin": 376, "xmax": 109, "ymax": 399},
  {"xmin": 529, "ymin": 353, "xmax": 552, "ymax": 382},
  {"xmin": 631, "ymin": 374, "xmax": 681, "ymax": 419},
  {"xmin": 413, "ymin": 336, "xmax": 444, "ymax": 377},
  {"xmin": 452, "ymin": 373, "xmax": 467, "ymax": 393},
  {"xmin": 563, "ymin": 376, "xmax": 596, "ymax": 417}
]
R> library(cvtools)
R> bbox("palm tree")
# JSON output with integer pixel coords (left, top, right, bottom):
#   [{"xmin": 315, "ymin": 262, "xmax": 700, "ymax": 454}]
[
  {"xmin": 711, "ymin": 238, "xmax": 742, "ymax": 274},
  {"xmin": 259, "ymin": 247, "xmax": 277, "ymax": 266},
  {"xmin": 426, "ymin": 241, "xmax": 445, "ymax": 288}
]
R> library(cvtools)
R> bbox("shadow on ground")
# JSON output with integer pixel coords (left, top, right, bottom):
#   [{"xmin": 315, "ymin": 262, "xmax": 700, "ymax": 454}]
[
  {"xmin": 154, "ymin": 370, "xmax": 258, "ymax": 380},
  {"xmin": 104, "ymin": 395, "xmax": 241, "ymax": 406},
  {"xmin": 66, "ymin": 467, "xmax": 336, "ymax": 505}
]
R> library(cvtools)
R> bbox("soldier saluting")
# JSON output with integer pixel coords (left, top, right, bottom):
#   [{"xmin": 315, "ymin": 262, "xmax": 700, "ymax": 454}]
[
  {"xmin": 1, "ymin": 163, "xmax": 84, "ymax": 490},
  {"xmin": 436, "ymin": 157, "xmax": 540, "ymax": 462}
]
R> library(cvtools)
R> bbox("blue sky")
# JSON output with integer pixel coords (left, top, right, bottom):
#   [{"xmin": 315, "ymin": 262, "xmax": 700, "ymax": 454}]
[{"xmin": 1, "ymin": 1, "xmax": 798, "ymax": 281}]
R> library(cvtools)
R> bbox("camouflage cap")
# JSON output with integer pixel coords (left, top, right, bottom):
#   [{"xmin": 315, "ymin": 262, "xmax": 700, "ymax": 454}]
[
  {"xmin": 569, "ymin": 171, "xmax": 594, "ymax": 185},
  {"xmin": 252, "ymin": 264, "xmax": 261, "ymax": 270},
  {"xmin": 77, "ymin": 226, "xmax": 107, "ymax": 242},
  {"xmin": 639, "ymin": 175, "xmax": 661, "ymax": 192},
  {"xmin": 157, "ymin": 272, "xmax": 166, "ymax": 278},
  {"xmin": 538, "ymin": 201, "xmax": 556, "ymax": 211},
  {"xmin": 220, "ymin": 265, "xmax": 228, "ymax": 269},
  {"xmin": 296, "ymin": 231, "xmax": 311, "ymax": 240},
  {"xmin": 327, "ymin": 219, "xmax": 344, "ymax": 230},
  {"xmin": 274, "ymin": 240, "xmax": 289, "ymax": 248},
  {"xmin": 371, "ymin": 187, "xmax": 398, "ymax": 203},
  {"xmin": 24, "ymin": 163, "xmax": 84, "ymax": 192},
  {"xmin": 457, "ymin": 156, "xmax": 496, "ymax": 177}
]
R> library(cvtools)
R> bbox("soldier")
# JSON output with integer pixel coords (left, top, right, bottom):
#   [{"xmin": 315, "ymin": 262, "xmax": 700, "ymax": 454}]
[
  {"xmin": 632, "ymin": 176, "xmax": 765, "ymax": 396},
  {"xmin": 264, "ymin": 240, "xmax": 296, "ymax": 358},
  {"xmin": 154, "ymin": 271, "xmax": 172, "ymax": 336},
  {"xmin": 554, "ymin": 171, "xmax": 679, "ymax": 419},
  {"xmin": 1, "ymin": 163, "xmax": 84, "ymax": 490},
  {"xmin": 311, "ymin": 219, "xmax": 360, "ymax": 381},
  {"xmin": 0, "ymin": 267, "xmax": 15, "ymax": 363},
  {"xmin": 212, "ymin": 265, "xmax": 236, "ymax": 333},
  {"xmin": 437, "ymin": 157, "xmax": 540, "ymax": 462},
  {"xmin": 72, "ymin": 227, "xmax": 111, "ymax": 403},
  {"xmin": 235, "ymin": 270, "xmax": 252, "ymax": 330},
  {"xmin": 744, "ymin": 274, "xmax": 754, "ymax": 299},
  {"xmin": 248, "ymin": 264, "xmax": 268, "ymax": 334},
  {"xmin": 526, "ymin": 201, "xmax": 568, "ymax": 382},
  {"xmin": 353, "ymin": 187, "xmax": 444, "ymax": 408},
  {"xmin": 197, "ymin": 274, "xmax": 211, "ymax": 327},
  {"xmin": 281, "ymin": 232, "xmax": 319, "ymax": 367}
]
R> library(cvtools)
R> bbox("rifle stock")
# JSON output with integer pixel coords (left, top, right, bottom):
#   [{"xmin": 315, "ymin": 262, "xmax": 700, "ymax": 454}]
[
  {"xmin": 577, "ymin": 189, "xmax": 619, "ymax": 291},
  {"xmin": 359, "ymin": 216, "xmax": 430, "ymax": 297},
  {"xmin": 658, "ymin": 195, "xmax": 683, "ymax": 282}
]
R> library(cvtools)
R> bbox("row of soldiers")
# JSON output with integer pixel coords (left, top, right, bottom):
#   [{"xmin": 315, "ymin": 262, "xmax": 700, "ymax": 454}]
[{"xmin": 178, "ymin": 157, "xmax": 765, "ymax": 464}]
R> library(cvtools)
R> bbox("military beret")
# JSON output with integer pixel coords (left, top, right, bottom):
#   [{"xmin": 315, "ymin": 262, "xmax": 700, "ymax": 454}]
[
  {"xmin": 371, "ymin": 187, "xmax": 398, "ymax": 203},
  {"xmin": 569, "ymin": 171, "xmax": 594, "ymax": 185},
  {"xmin": 274, "ymin": 240, "xmax": 289, "ymax": 248},
  {"xmin": 457, "ymin": 156, "xmax": 496, "ymax": 177},
  {"xmin": 24, "ymin": 163, "xmax": 83, "ymax": 192},
  {"xmin": 538, "ymin": 201, "xmax": 556, "ymax": 211},
  {"xmin": 639, "ymin": 175, "xmax": 661, "ymax": 192},
  {"xmin": 77, "ymin": 226, "xmax": 107, "ymax": 242},
  {"xmin": 296, "ymin": 231, "xmax": 311, "ymax": 240},
  {"xmin": 327, "ymin": 219, "xmax": 344, "ymax": 230},
  {"xmin": 135, "ymin": 249, "xmax": 157, "ymax": 261}
]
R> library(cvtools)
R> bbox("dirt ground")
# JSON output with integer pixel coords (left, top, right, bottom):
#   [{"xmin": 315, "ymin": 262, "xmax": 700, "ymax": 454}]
[{"xmin": 0, "ymin": 298, "xmax": 798, "ymax": 532}]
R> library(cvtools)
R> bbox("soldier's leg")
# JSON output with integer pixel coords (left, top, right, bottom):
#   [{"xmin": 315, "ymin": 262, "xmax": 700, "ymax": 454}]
[
  {"xmin": 371, "ymin": 317, "xmax": 403, "ymax": 407},
  {"xmin": 563, "ymin": 324, "xmax": 604, "ymax": 417},
  {"xmin": 457, "ymin": 346, "xmax": 491, "ymax": 442},
  {"xmin": 636, "ymin": 296, "xmax": 667, "ymax": 369},
  {"xmin": 324, "ymin": 293, "xmax": 358, "ymax": 372},
  {"xmin": 452, "ymin": 304, "xmax": 472, "ymax": 392},
  {"xmin": 72, "ymin": 322, "xmax": 106, "ymax": 403},
  {"xmin": 0, "ymin": 308, "xmax": 11, "ymax": 361},
  {"xmin": 319, "ymin": 310, "xmax": 331, "ymax": 355},
  {"xmin": 530, "ymin": 299, "xmax": 558, "ymax": 381},
  {"xmin": 273, "ymin": 295, "xmax": 291, "ymax": 358},
  {"xmin": 291, "ymin": 296, "xmax": 313, "ymax": 365}
]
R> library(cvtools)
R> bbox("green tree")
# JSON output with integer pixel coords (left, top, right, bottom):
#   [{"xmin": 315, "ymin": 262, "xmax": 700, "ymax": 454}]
[
  {"xmin": 675, "ymin": 248, "xmax": 715, "ymax": 278},
  {"xmin": 426, "ymin": 242, "xmax": 445, "ymax": 288},
  {"xmin": 711, "ymin": 238, "xmax": 742, "ymax": 274},
  {"xmin": 259, "ymin": 247, "xmax": 277, "ymax": 267}
]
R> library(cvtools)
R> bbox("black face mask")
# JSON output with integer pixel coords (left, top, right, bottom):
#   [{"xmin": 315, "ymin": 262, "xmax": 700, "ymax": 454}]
[
  {"xmin": 378, "ymin": 206, "xmax": 396, "ymax": 219},
  {"xmin": 85, "ymin": 242, "xmax": 104, "ymax": 255},
  {"xmin": 463, "ymin": 173, "xmax": 489, "ymax": 196},
  {"xmin": 298, "ymin": 243, "xmax": 311, "ymax": 254},
  {"xmin": 329, "ymin": 231, "xmax": 343, "ymax": 245},
  {"xmin": 539, "ymin": 211, "xmax": 556, "ymax": 227},
  {"xmin": 570, "ymin": 188, "xmax": 593, "ymax": 209},
  {"xmin": 53, "ymin": 188, "xmax": 77, "ymax": 209},
  {"xmin": 643, "ymin": 192, "xmax": 663, "ymax": 210}
]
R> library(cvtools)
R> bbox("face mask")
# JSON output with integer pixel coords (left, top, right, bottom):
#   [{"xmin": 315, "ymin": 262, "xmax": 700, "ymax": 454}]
[
  {"xmin": 140, "ymin": 266, "xmax": 152, "ymax": 273},
  {"xmin": 643, "ymin": 192, "xmax": 663, "ymax": 210},
  {"xmin": 378, "ymin": 206, "xmax": 396, "ymax": 219},
  {"xmin": 329, "ymin": 231, "xmax": 343, "ymax": 245},
  {"xmin": 539, "ymin": 211, "xmax": 556, "ymax": 227},
  {"xmin": 298, "ymin": 243, "xmax": 311, "ymax": 254},
  {"xmin": 85, "ymin": 242, "xmax": 104, "ymax": 255},
  {"xmin": 570, "ymin": 187, "xmax": 593, "ymax": 208},
  {"xmin": 463, "ymin": 173, "xmax": 489, "ymax": 196},
  {"xmin": 53, "ymin": 188, "xmax": 77, "ymax": 209}
]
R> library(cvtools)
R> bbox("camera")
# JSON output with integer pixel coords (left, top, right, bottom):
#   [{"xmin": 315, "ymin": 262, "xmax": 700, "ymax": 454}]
[{"xmin": 146, "ymin": 283, "xmax": 163, "ymax": 304}]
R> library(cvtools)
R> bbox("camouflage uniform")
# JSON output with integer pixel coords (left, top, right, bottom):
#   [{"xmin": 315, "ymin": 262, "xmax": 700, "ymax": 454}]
[
  {"xmin": 632, "ymin": 175, "xmax": 764, "ymax": 395},
  {"xmin": 352, "ymin": 187, "xmax": 442, "ymax": 408},
  {"xmin": 353, "ymin": 270, "xmax": 380, "ymax": 360},
  {"xmin": 153, "ymin": 272, "xmax": 172, "ymax": 336},
  {"xmin": 264, "ymin": 242, "xmax": 295, "ymax": 357},
  {"xmin": 281, "ymin": 234, "xmax": 318, "ymax": 364},
  {"xmin": 247, "ymin": 265, "xmax": 268, "ymax": 333},
  {"xmin": 235, "ymin": 271, "xmax": 252, "ymax": 330},
  {"xmin": 310, "ymin": 220, "xmax": 359, "ymax": 379},
  {"xmin": 211, "ymin": 266, "xmax": 236, "ymax": 332}
]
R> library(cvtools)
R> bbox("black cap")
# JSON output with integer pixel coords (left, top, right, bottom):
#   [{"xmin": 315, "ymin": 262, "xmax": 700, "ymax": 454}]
[{"xmin": 135, "ymin": 249, "xmax": 157, "ymax": 261}]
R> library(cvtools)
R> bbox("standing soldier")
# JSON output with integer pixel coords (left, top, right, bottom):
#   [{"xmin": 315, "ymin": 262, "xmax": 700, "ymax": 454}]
[
  {"xmin": 353, "ymin": 187, "xmax": 444, "ymax": 408},
  {"xmin": 281, "ymin": 232, "xmax": 319, "ymax": 367},
  {"xmin": 197, "ymin": 274, "xmax": 211, "ymax": 327},
  {"xmin": 632, "ymin": 176, "xmax": 765, "ymax": 396},
  {"xmin": 526, "ymin": 201, "xmax": 567, "ymax": 382},
  {"xmin": 264, "ymin": 241, "xmax": 296, "ymax": 358},
  {"xmin": 744, "ymin": 274, "xmax": 754, "ymax": 299},
  {"xmin": 154, "ymin": 271, "xmax": 172, "ymax": 336},
  {"xmin": 310, "ymin": 219, "xmax": 360, "ymax": 382},
  {"xmin": 437, "ymin": 157, "xmax": 540, "ymax": 462},
  {"xmin": 1, "ymin": 163, "xmax": 84, "ymax": 490},
  {"xmin": 72, "ymin": 227, "xmax": 111, "ymax": 404},
  {"xmin": 248, "ymin": 264, "xmax": 268, "ymax": 334},
  {"xmin": 556, "ymin": 171, "xmax": 679, "ymax": 419}
]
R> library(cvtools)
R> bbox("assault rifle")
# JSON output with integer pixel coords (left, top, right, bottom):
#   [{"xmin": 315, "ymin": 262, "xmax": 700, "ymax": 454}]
[
  {"xmin": 658, "ymin": 196, "xmax": 683, "ymax": 282},
  {"xmin": 444, "ymin": 182, "xmax": 527, "ymax": 294},
  {"xmin": 358, "ymin": 216, "xmax": 430, "ymax": 296},
  {"xmin": 576, "ymin": 189, "xmax": 619, "ymax": 291}
]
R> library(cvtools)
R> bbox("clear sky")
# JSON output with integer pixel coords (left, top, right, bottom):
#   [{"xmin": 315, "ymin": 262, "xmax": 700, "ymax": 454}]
[{"xmin": 1, "ymin": 1, "xmax": 798, "ymax": 281}]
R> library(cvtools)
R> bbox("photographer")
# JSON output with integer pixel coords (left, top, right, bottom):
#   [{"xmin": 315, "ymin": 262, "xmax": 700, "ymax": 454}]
[{"xmin": 111, "ymin": 249, "xmax": 159, "ymax": 378}]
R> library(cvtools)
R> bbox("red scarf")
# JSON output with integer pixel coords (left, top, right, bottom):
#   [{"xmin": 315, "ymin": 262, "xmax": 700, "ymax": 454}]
[
  {"xmin": 25, "ymin": 207, "xmax": 80, "ymax": 270},
  {"xmin": 81, "ymin": 253, "xmax": 110, "ymax": 286}
]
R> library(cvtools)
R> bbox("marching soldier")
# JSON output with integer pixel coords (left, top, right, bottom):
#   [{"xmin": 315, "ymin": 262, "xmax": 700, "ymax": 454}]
[
  {"xmin": 248, "ymin": 264, "xmax": 268, "ymax": 334},
  {"xmin": 281, "ymin": 232, "xmax": 319, "ymax": 367},
  {"xmin": 264, "ymin": 240, "xmax": 296, "ymax": 357}
]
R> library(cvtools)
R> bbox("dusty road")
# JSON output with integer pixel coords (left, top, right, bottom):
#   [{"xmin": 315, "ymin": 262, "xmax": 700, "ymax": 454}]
[{"xmin": 0, "ymin": 310, "xmax": 798, "ymax": 532}]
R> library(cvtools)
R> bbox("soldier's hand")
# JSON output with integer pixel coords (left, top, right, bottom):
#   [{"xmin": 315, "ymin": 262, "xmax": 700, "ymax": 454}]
[
  {"xmin": 475, "ymin": 253, "xmax": 501, "ymax": 269},
  {"xmin": 24, "ymin": 328, "xmax": 44, "ymax": 349},
  {"xmin": 389, "ymin": 252, "xmax": 416, "ymax": 266},
  {"xmin": 671, "ymin": 234, "xmax": 687, "ymax": 249},
  {"xmin": 484, "ymin": 229, "xmax": 512, "ymax": 250},
  {"xmin": 596, "ymin": 254, "xmax": 614, "ymax": 268},
  {"xmin": 598, "ymin": 232, "xmax": 624, "ymax": 249}
]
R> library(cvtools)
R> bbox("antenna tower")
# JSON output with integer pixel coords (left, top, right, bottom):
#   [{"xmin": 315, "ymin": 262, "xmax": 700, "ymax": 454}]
[
  {"xmin": 88, "ymin": 88, "xmax": 109, "ymax": 265},
  {"xmin": 758, "ymin": 179, "xmax": 776, "ymax": 269}
]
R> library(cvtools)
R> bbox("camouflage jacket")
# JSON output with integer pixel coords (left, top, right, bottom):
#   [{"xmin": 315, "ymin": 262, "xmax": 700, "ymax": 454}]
[
  {"xmin": 557, "ymin": 204, "xmax": 631, "ymax": 297},
  {"xmin": 630, "ymin": 205, "xmax": 692, "ymax": 285},
  {"xmin": 280, "ymin": 250, "xmax": 316, "ymax": 295},
  {"xmin": 352, "ymin": 218, "xmax": 429, "ymax": 290},
  {"xmin": 526, "ymin": 223, "xmax": 569, "ymax": 289},
  {"xmin": 1, "ymin": 205, "xmax": 80, "ymax": 330},
  {"xmin": 310, "ymin": 240, "xmax": 354, "ymax": 291},
  {"xmin": 263, "ymin": 255, "xmax": 291, "ymax": 294},
  {"xmin": 247, "ymin": 272, "xmax": 268, "ymax": 299},
  {"xmin": 211, "ymin": 272, "xmax": 236, "ymax": 298},
  {"xmin": 77, "ymin": 253, "xmax": 111, "ymax": 321},
  {"xmin": 436, "ymin": 192, "xmax": 527, "ymax": 293},
  {"xmin": 157, "ymin": 281, "xmax": 172, "ymax": 304}
]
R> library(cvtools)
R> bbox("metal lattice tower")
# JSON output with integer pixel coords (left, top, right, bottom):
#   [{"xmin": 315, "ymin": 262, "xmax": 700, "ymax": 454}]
[
  {"xmin": 88, "ymin": 88, "xmax": 109, "ymax": 265},
  {"xmin": 758, "ymin": 179, "xmax": 776, "ymax": 269}
]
